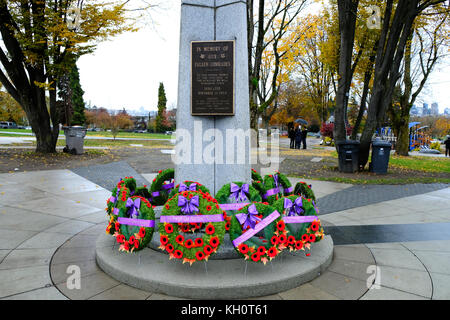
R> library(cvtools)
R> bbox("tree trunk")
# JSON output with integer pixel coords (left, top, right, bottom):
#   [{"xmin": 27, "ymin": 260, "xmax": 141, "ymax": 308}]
[{"xmin": 396, "ymin": 116, "xmax": 410, "ymax": 156}]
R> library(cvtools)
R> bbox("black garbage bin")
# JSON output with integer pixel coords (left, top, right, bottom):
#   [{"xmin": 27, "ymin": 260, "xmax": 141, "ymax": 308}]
[
  {"xmin": 369, "ymin": 139, "xmax": 392, "ymax": 174},
  {"xmin": 336, "ymin": 140, "xmax": 360, "ymax": 173},
  {"xmin": 63, "ymin": 126, "xmax": 87, "ymax": 155}
]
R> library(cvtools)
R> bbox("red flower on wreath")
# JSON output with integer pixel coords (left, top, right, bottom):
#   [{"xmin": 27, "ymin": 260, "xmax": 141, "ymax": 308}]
[
  {"xmin": 188, "ymin": 193, "xmax": 194, "ymax": 199},
  {"xmin": 205, "ymin": 224, "xmax": 215, "ymax": 235},
  {"xmin": 257, "ymin": 246, "xmax": 266, "ymax": 255},
  {"xmin": 251, "ymin": 253, "xmax": 260, "ymax": 262},
  {"xmin": 175, "ymin": 235, "xmax": 185, "ymax": 245},
  {"xmin": 138, "ymin": 228, "xmax": 146, "ymax": 238},
  {"xmin": 204, "ymin": 245, "xmax": 213, "ymax": 255},
  {"xmin": 267, "ymin": 247, "xmax": 277, "ymax": 257},
  {"xmin": 196, "ymin": 251, "xmax": 205, "ymax": 261},
  {"xmin": 278, "ymin": 234, "xmax": 287, "ymax": 244},
  {"xmin": 287, "ymin": 236, "xmax": 296, "ymax": 245},
  {"xmin": 295, "ymin": 241, "xmax": 303, "ymax": 250},
  {"xmin": 206, "ymin": 205, "xmax": 212, "ymax": 211},
  {"xmin": 174, "ymin": 250, "xmax": 183, "ymax": 259},
  {"xmin": 309, "ymin": 234, "xmax": 316, "ymax": 243},
  {"xmin": 160, "ymin": 235, "xmax": 169, "ymax": 245},
  {"xmin": 301, "ymin": 234, "xmax": 309, "ymax": 242},
  {"xmin": 195, "ymin": 238, "xmax": 204, "ymax": 247},
  {"xmin": 210, "ymin": 236, "xmax": 219, "ymax": 248},
  {"xmin": 165, "ymin": 204, "xmax": 170, "ymax": 210},
  {"xmin": 129, "ymin": 235, "xmax": 135, "ymax": 243},
  {"xmin": 166, "ymin": 243, "xmax": 174, "ymax": 253},
  {"xmin": 238, "ymin": 243, "xmax": 249, "ymax": 254},
  {"xmin": 276, "ymin": 220, "xmax": 285, "ymax": 231},
  {"xmin": 311, "ymin": 221, "xmax": 319, "ymax": 232},
  {"xmin": 133, "ymin": 240, "xmax": 139, "ymax": 249},
  {"xmin": 165, "ymin": 224, "xmax": 174, "ymax": 234},
  {"xmin": 185, "ymin": 239, "xmax": 194, "ymax": 249},
  {"xmin": 117, "ymin": 235, "xmax": 125, "ymax": 244},
  {"xmin": 270, "ymin": 235, "xmax": 279, "ymax": 246},
  {"xmin": 225, "ymin": 222, "xmax": 230, "ymax": 231}
]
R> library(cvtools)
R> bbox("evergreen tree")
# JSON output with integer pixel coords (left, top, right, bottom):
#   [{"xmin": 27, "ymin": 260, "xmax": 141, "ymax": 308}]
[
  {"xmin": 69, "ymin": 62, "xmax": 86, "ymax": 126},
  {"xmin": 155, "ymin": 82, "xmax": 167, "ymax": 133}
]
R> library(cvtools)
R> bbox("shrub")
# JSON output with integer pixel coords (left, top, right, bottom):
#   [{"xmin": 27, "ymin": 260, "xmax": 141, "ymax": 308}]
[{"xmin": 430, "ymin": 142, "xmax": 441, "ymax": 152}]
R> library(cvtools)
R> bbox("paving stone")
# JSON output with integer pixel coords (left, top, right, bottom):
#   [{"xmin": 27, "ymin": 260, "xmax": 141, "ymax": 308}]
[
  {"xmin": 55, "ymin": 271, "xmax": 120, "ymax": 300},
  {"xmin": 0, "ymin": 249, "xmax": 10, "ymax": 262},
  {"xmin": 0, "ymin": 248, "xmax": 55, "ymax": 270},
  {"xmin": 333, "ymin": 245, "xmax": 375, "ymax": 264},
  {"xmin": 278, "ymin": 283, "xmax": 340, "ymax": 300},
  {"xmin": 0, "ymin": 229, "xmax": 37, "ymax": 250},
  {"xmin": 245, "ymin": 293, "xmax": 283, "ymax": 300},
  {"xmin": 44, "ymin": 220, "xmax": 94, "ymax": 235},
  {"xmin": 0, "ymin": 184, "xmax": 51, "ymax": 205},
  {"xmin": 2, "ymin": 286, "xmax": 67, "ymax": 300},
  {"xmin": 0, "ymin": 265, "xmax": 52, "ymax": 298},
  {"xmin": 146, "ymin": 292, "xmax": 187, "ymax": 300},
  {"xmin": 17, "ymin": 232, "xmax": 73, "ymax": 250},
  {"xmin": 327, "ymin": 258, "xmax": 373, "ymax": 282},
  {"xmin": 365, "ymin": 242, "xmax": 405, "ymax": 250},
  {"xmin": 360, "ymin": 285, "xmax": 428, "ymax": 300},
  {"xmin": 64, "ymin": 190, "xmax": 111, "ymax": 210},
  {"xmin": 88, "ymin": 284, "xmax": 151, "ymax": 300},
  {"xmin": 430, "ymin": 272, "xmax": 450, "ymax": 300},
  {"xmin": 51, "ymin": 245, "xmax": 97, "ymax": 265},
  {"xmin": 76, "ymin": 210, "xmax": 108, "ymax": 224},
  {"xmin": 409, "ymin": 250, "xmax": 450, "ymax": 275},
  {"xmin": 16, "ymin": 195, "xmax": 100, "ymax": 219},
  {"xmin": 0, "ymin": 205, "xmax": 68, "ymax": 232},
  {"xmin": 377, "ymin": 265, "xmax": 432, "ymax": 298},
  {"xmin": 308, "ymin": 270, "xmax": 368, "ymax": 300},
  {"xmin": 401, "ymin": 240, "xmax": 450, "ymax": 252},
  {"xmin": 62, "ymin": 234, "xmax": 101, "ymax": 249},
  {"xmin": 369, "ymin": 248, "xmax": 426, "ymax": 271}
]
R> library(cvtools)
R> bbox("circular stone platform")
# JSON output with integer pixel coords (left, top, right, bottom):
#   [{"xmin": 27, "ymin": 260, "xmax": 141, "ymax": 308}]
[{"xmin": 96, "ymin": 233, "xmax": 334, "ymax": 299}]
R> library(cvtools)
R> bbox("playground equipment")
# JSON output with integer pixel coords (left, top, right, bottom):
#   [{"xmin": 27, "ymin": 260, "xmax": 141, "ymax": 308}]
[{"xmin": 409, "ymin": 122, "xmax": 432, "ymax": 151}]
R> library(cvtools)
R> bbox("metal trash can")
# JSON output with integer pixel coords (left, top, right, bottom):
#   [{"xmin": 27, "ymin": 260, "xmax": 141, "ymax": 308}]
[
  {"xmin": 63, "ymin": 126, "xmax": 87, "ymax": 155},
  {"xmin": 369, "ymin": 139, "xmax": 392, "ymax": 174},
  {"xmin": 336, "ymin": 140, "xmax": 360, "ymax": 173}
]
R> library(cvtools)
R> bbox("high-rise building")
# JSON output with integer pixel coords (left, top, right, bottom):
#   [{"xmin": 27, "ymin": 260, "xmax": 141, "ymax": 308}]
[
  {"xmin": 431, "ymin": 102, "xmax": 439, "ymax": 116},
  {"xmin": 422, "ymin": 103, "xmax": 429, "ymax": 116},
  {"xmin": 444, "ymin": 108, "xmax": 450, "ymax": 116},
  {"xmin": 410, "ymin": 105, "xmax": 419, "ymax": 116}
]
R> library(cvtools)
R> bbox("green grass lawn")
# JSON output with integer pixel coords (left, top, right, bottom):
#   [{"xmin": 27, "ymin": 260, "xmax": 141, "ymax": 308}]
[
  {"xmin": 0, "ymin": 128, "xmax": 171, "ymax": 139},
  {"xmin": 389, "ymin": 155, "xmax": 450, "ymax": 173}
]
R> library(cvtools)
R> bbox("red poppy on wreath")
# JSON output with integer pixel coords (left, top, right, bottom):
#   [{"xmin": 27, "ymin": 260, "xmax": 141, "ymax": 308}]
[
  {"xmin": 166, "ymin": 243, "xmax": 174, "ymax": 253},
  {"xmin": 165, "ymin": 224, "xmax": 174, "ymax": 234},
  {"xmin": 276, "ymin": 220, "xmax": 285, "ymax": 231},
  {"xmin": 188, "ymin": 193, "xmax": 194, "ymax": 199},
  {"xmin": 210, "ymin": 236, "xmax": 219, "ymax": 248},
  {"xmin": 267, "ymin": 247, "xmax": 277, "ymax": 257},
  {"xmin": 287, "ymin": 235, "xmax": 296, "ymax": 245},
  {"xmin": 174, "ymin": 250, "xmax": 183, "ymax": 259},
  {"xmin": 311, "ymin": 221, "xmax": 319, "ymax": 232},
  {"xmin": 133, "ymin": 240, "xmax": 139, "ymax": 249},
  {"xmin": 278, "ymin": 234, "xmax": 287, "ymax": 244},
  {"xmin": 115, "ymin": 222, "xmax": 120, "ymax": 230},
  {"xmin": 295, "ymin": 240, "xmax": 303, "ymax": 250},
  {"xmin": 175, "ymin": 234, "xmax": 185, "ymax": 245},
  {"xmin": 206, "ymin": 205, "xmax": 212, "ymax": 211},
  {"xmin": 238, "ymin": 243, "xmax": 249, "ymax": 254},
  {"xmin": 301, "ymin": 234, "xmax": 309, "ymax": 242},
  {"xmin": 123, "ymin": 241, "xmax": 130, "ymax": 251},
  {"xmin": 204, "ymin": 245, "xmax": 213, "ymax": 255},
  {"xmin": 185, "ymin": 239, "xmax": 194, "ymax": 249},
  {"xmin": 129, "ymin": 235, "xmax": 135, "ymax": 243},
  {"xmin": 205, "ymin": 224, "xmax": 215, "ymax": 235},
  {"xmin": 225, "ymin": 222, "xmax": 230, "ymax": 231},
  {"xmin": 181, "ymin": 224, "xmax": 190, "ymax": 232},
  {"xmin": 165, "ymin": 204, "xmax": 170, "ymax": 210},
  {"xmin": 196, "ymin": 251, "xmax": 205, "ymax": 261},
  {"xmin": 195, "ymin": 238, "xmax": 204, "ymax": 247},
  {"xmin": 160, "ymin": 235, "xmax": 169, "ymax": 246},
  {"xmin": 251, "ymin": 252, "xmax": 260, "ymax": 262},
  {"xmin": 309, "ymin": 234, "xmax": 316, "ymax": 243},
  {"xmin": 257, "ymin": 246, "xmax": 266, "ymax": 255},
  {"xmin": 116, "ymin": 235, "xmax": 125, "ymax": 244},
  {"xmin": 270, "ymin": 235, "xmax": 279, "ymax": 246}
]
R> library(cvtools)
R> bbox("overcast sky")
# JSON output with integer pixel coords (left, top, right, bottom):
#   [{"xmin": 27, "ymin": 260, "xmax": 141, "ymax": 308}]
[{"xmin": 77, "ymin": 1, "xmax": 450, "ymax": 113}]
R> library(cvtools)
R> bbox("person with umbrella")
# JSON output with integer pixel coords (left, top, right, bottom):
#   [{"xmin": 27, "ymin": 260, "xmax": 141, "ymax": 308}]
[
  {"xmin": 295, "ymin": 125, "xmax": 302, "ymax": 149},
  {"xmin": 301, "ymin": 126, "xmax": 308, "ymax": 149},
  {"xmin": 288, "ymin": 124, "xmax": 295, "ymax": 149},
  {"xmin": 294, "ymin": 119, "xmax": 308, "ymax": 149}
]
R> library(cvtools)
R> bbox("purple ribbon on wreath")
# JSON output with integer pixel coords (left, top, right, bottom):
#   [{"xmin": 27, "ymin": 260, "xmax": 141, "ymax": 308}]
[
  {"xmin": 179, "ymin": 183, "xmax": 197, "ymax": 192},
  {"xmin": 284, "ymin": 197, "xmax": 304, "ymax": 216},
  {"xmin": 235, "ymin": 204, "xmax": 261, "ymax": 230},
  {"xmin": 262, "ymin": 175, "xmax": 281, "ymax": 199},
  {"xmin": 178, "ymin": 195, "xmax": 199, "ymax": 215},
  {"xmin": 109, "ymin": 188, "xmax": 120, "ymax": 205},
  {"xmin": 126, "ymin": 198, "xmax": 140, "ymax": 218},
  {"xmin": 230, "ymin": 183, "xmax": 249, "ymax": 202}
]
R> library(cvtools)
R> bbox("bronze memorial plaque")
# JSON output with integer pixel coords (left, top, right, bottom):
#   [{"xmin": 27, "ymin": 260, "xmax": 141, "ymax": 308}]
[{"xmin": 191, "ymin": 40, "xmax": 235, "ymax": 116}]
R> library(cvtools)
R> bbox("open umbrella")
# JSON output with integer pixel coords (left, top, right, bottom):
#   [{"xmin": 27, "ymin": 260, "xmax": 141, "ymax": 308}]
[{"xmin": 295, "ymin": 118, "xmax": 308, "ymax": 126}]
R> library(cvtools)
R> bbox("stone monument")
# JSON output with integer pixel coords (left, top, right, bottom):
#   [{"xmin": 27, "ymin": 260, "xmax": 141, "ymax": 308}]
[{"xmin": 174, "ymin": 0, "xmax": 251, "ymax": 195}]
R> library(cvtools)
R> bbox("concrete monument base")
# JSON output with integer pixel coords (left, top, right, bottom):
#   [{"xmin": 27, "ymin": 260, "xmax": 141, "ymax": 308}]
[{"xmin": 96, "ymin": 233, "xmax": 334, "ymax": 299}]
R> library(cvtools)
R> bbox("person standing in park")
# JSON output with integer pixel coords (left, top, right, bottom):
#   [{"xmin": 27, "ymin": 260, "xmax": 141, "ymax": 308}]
[
  {"xmin": 301, "ymin": 126, "xmax": 308, "ymax": 149},
  {"xmin": 444, "ymin": 135, "xmax": 450, "ymax": 157},
  {"xmin": 295, "ymin": 126, "xmax": 302, "ymax": 149},
  {"xmin": 288, "ymin": 126, "xmax": 295, "ymax": 149}
]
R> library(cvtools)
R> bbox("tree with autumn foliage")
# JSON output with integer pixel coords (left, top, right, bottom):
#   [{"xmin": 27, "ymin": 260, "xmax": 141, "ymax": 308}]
[
  {"xmin": 0, "ymin": 0, "xmax": 155, "ymax": 153},
  {"xmin": 0, "ymin": 83, "xmax": 26, "ymax": 124}
]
